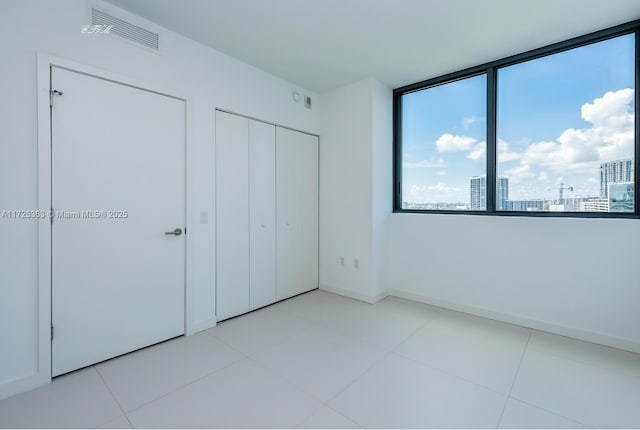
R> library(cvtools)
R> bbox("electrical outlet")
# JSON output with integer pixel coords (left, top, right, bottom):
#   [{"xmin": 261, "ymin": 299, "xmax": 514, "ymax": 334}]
[{"xmin": 339, "ymin": 256, "xmax": 345, "ymax": 266}]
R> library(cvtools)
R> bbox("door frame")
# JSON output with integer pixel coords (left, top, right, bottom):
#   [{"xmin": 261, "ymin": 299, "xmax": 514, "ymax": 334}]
[{"xmin": 36, "ymin": 53, "xmax": 194, "ymax": 385}]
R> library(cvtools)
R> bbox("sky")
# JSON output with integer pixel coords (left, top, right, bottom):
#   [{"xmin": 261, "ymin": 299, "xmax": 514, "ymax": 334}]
[{"xmin": 402, "ymin": 33, "xmax": 635, "ymax": 204}]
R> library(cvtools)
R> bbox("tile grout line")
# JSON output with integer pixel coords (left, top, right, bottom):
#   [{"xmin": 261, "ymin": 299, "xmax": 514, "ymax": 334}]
[
  {"xmin": 241, "ymin": 353, "xmax": 368, "ymax": 428},
  {"xmin": 115, "ymin": 338, "xmax": 250, "ymax": 418},
  {"xmin": 292, "ymin": 402, "xmax": 328, "ymax": 428},
  {"xmin": 496, "ymin": 330, "xmax": 532, "ymax": 429},
  {"xmin": 501, "ymin": 334, "xmax": 597, "ymax": 428},
  {"xmin": 318, "ymin": 348, "xmax": 396, "ymax": 429},
  {"xmin": 207, "ymin": 313, "xmax": 328, "ymax": 360},
  {"xmin": 94, "ymin": 365, "xmax": 135, "ymax": 429},
  {"xmin": 312, "ymin": 303, "xmax": 438, "ymax": 353},
  {"xmin": 322, "ymin": 403, "xmax": 366, "ymax": 429},
  {"xmin": 507, "ymin": 396, "xmax": 595, "ymax": 429},
  {"xmin": 124, "ymin": 355, "xmax": 247, "ymax": 416},
  {"xmin": 391, "ymin": 348, "xmax": 515, "ymax": 398},
  {"xmin": 243, "ymin": 354, "xmax": 329, "ymax": 406},
  {"xmin": 390, "ymin": 311, "xmax": 441, "ymax": 352},
  {"xmin": 203, "ymin": 328, "xmax": 255, "ymax": 358}
]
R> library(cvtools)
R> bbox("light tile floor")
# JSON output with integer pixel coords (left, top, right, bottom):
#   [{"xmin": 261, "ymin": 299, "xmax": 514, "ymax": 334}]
[{"xmin": 1, "ymin": 290, "xmax": 639, "ymax": 428}]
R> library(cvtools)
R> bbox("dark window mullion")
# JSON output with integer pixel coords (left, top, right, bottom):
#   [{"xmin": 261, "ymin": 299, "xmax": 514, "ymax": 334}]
[
  {"xmin": 635, "ymin": 30, "xmax": 640, "ymax": 216},
  {"xmin": 486, "ymin": 67, "xmax": 497, "ymax": 213},
  {"xmin": 393, "ymin": 94, "xmax": 403, "ymax": 210}
]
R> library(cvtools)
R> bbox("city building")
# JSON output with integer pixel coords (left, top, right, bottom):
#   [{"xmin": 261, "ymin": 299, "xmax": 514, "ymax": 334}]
[
  {"xmin": 561, "ymin": 197, "xmax": 583, "ymax": 212},
  {"xmin": 470, "ymin": 175, "xmax": 486, "ymax": 210},
  {"xmin": 470, "ymin": 175, "xmax": 508, "ymax": 210},
  {"xmin": 600, "ymin": 159, "xmax": 633, "ymax": 198},
  {"xmin": 497, "ymin": 177, "xmax": 509, "ymax": 210},
  {"xmin": 580, "ymin": 197, "xmax": 609, "ymax": 212},
  {"xmin": 505, "ymin": 199, "xmax": 544, "ymax": 211}
]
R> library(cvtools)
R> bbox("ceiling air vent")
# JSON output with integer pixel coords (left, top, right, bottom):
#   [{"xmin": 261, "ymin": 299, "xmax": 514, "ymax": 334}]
[{"xmin": 91, "ymin": 7, "xmax": 159, "ymax": 51}]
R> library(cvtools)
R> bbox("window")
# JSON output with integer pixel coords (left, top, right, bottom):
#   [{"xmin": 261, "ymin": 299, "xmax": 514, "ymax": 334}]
[
  {"xmin": 394, "ymin": 21, "xmax": 639, "ymax": 217},
  {"xmin": 401, "ymin": 74, "xmax": 486, "ymax": 210},
  {"xmin": 497, "ymin": 34, "xmax": 635, "ymax": 213}
]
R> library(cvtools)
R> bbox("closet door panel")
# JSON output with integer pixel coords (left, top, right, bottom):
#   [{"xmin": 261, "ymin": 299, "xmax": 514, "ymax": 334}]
[
  {"xmin": 249, "ymin": 120, "xmax": 276, "ymax": 310},
  {"xmin": 276, "ymin": 127, "xmax": 319, "ymax": 300},
  {"xmin": 216, "ymin": 111, "xmax": 250, "ymax": 320}
]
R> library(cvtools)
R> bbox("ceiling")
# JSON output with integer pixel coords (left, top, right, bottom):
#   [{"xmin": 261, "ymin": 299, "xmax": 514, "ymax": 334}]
[{"xmin": 106, "ymin": 0, "xmax": 640, "ymax": 93}]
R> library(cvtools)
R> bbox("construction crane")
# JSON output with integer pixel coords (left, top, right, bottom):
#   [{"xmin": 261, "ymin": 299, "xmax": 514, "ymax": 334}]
[{"xmin": 558, "ymin": 183, "xmax": 574, "ymax": 205}]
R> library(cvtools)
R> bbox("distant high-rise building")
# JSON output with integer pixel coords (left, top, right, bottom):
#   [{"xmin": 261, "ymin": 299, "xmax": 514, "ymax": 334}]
[
  {"xmin": 600, "ymin": 159, "xmax": 633, "ymax": 198},
  {"xmin": 497, "ymin": 177, "xmax": 509, "ymax": 210},
  {"xmin": 470, "ymin": 176, "xmax": 486, "ymax": 210},
  {"xmin": 470, "ymin": 175, "xmax": 508, "ymax": 210}
]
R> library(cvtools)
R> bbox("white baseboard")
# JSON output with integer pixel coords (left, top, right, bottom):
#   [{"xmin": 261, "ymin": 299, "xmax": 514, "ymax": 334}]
[
  {"xmin": 389, "ymin": 288, "xmax": 640, "ymax": 354},
  {"xmin": 320, "ymin": 284, "xmax": 388, "ymax": 304},
  {"xmin": 186, "ymin": 315, "xmax": 217, "ymax": 336},
  {"xmin": 0, "ymin": 371, "xmax": 50, "ymax": 402}
]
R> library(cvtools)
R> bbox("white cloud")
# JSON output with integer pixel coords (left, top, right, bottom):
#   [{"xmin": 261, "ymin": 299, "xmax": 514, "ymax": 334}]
[
  {"xmin": 403, "ymin": 157, "xmax": 445, "ymax": 169},
  {"xmin": 582, "ymin": 88, "xmax": 634, "ymax": 128},
  {"xmin": 462, "ymin": 115, "xmax": 480, "ymax": 129},
  {"xmin": 537, "ymin": 171, "xmax": 549, "ymax": 181},
  {"xmin": 504, "ymin": 164, "xmax": 536, "ymax": 183},
  {"xmin": 519, "ymin": 88, "xmax": 634, "ymax": 173},
  {"xmin": 405, "ymin": 184, "xmax": 428, "ymax": 203},
  {"xmin": 464, "ymin": 139, "xmax": 520, "ymax": 163},
  {"xmin": 434, "ymin": 134, "xmax": 518, "ymax": 164},
  {"xmin": 498, "ymin": 139, "xmax": 521, "ymax": 162},
  {"xmin": 467, "ymin": 142, "xmax": 486, "ymax": 161},
  {"xmin": 436, "ymin": 133, "xmax": 477, "ymax": 152},
  {"xmin": 428, "ymin": 183, "xmax": 461, "ymax": 193},
  {"xmin": 437, "ymin": 170, "xmax": 446, "ymax": 176},
  {"xmin": 405, "ymin": 183, "xmax": 460, "ymax": 203}
]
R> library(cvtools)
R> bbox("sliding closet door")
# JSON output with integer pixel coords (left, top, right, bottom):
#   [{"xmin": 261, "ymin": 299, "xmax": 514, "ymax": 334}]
[
  {"xmin": 216, "ymin": 111, "xmax": 249, "ymax": 320},
  {"xmin": 249, "ymin": 120, "xmax": 276, "ymax": 310},
  {"xmin": 276, "ymin": 127, "xmax": 319, "ymax": 300}
]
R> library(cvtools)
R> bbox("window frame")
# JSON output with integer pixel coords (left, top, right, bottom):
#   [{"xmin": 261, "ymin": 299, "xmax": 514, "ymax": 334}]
[{"xmin": 393, "ymin": 20, "xmax": 640, "ymax": 218}]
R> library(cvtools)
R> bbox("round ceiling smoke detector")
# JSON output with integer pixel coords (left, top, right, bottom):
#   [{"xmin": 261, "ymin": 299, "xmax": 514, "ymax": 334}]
[{"xmin": 292, "ymin": 90, "xmax": 301, "ymax": 102}]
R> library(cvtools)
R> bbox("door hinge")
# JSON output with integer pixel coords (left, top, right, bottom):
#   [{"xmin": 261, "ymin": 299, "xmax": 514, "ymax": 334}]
[
  {"xmin": 50, "ymin": 89, "xmax": 63, "ymax": 108},
  {"xmin": 51, "ymin": 324, "xmax": 54, "ymax": 340},
  {"xmin": 184, "ymin": 227, "xmax": 187, "ymax": 235}
]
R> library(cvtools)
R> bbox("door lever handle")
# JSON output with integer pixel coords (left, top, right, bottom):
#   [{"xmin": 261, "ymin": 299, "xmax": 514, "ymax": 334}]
[{"xmin": 165, "ymin": 228, "xmax": 183, "ymax": 236}]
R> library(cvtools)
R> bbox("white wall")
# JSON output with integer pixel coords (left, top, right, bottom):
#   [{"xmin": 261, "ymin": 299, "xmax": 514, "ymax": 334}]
[
  {"xmin": 388, "ymin": 213, "xmax": 640, "ymax": 352},
  {"xmin": 319, "ymin": 77, "xmax": 392, "ymax": 302},
  {"xmin": 371, "ymin": 80, "xmax": 393, "ymax": 299},
  {"xmin": 0, "ymin": 0, "xmax": 319, "ymax": 400}
]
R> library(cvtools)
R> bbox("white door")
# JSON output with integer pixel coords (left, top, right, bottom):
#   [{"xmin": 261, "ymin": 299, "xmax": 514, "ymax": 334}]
[
  {"xmin": 51, "ymin": 67, "xmax": 186, "ymax": 377},
  {"xmin": 249, "ymin": 120, "xmax": 276, "ymax": 310},
  {"xmin": 215, "ymin": 111, "xmax": 250, "ymax": 320},
  {"xmin": 276, "ymin": 127, "xmax": 319, "ymax": 300}
]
